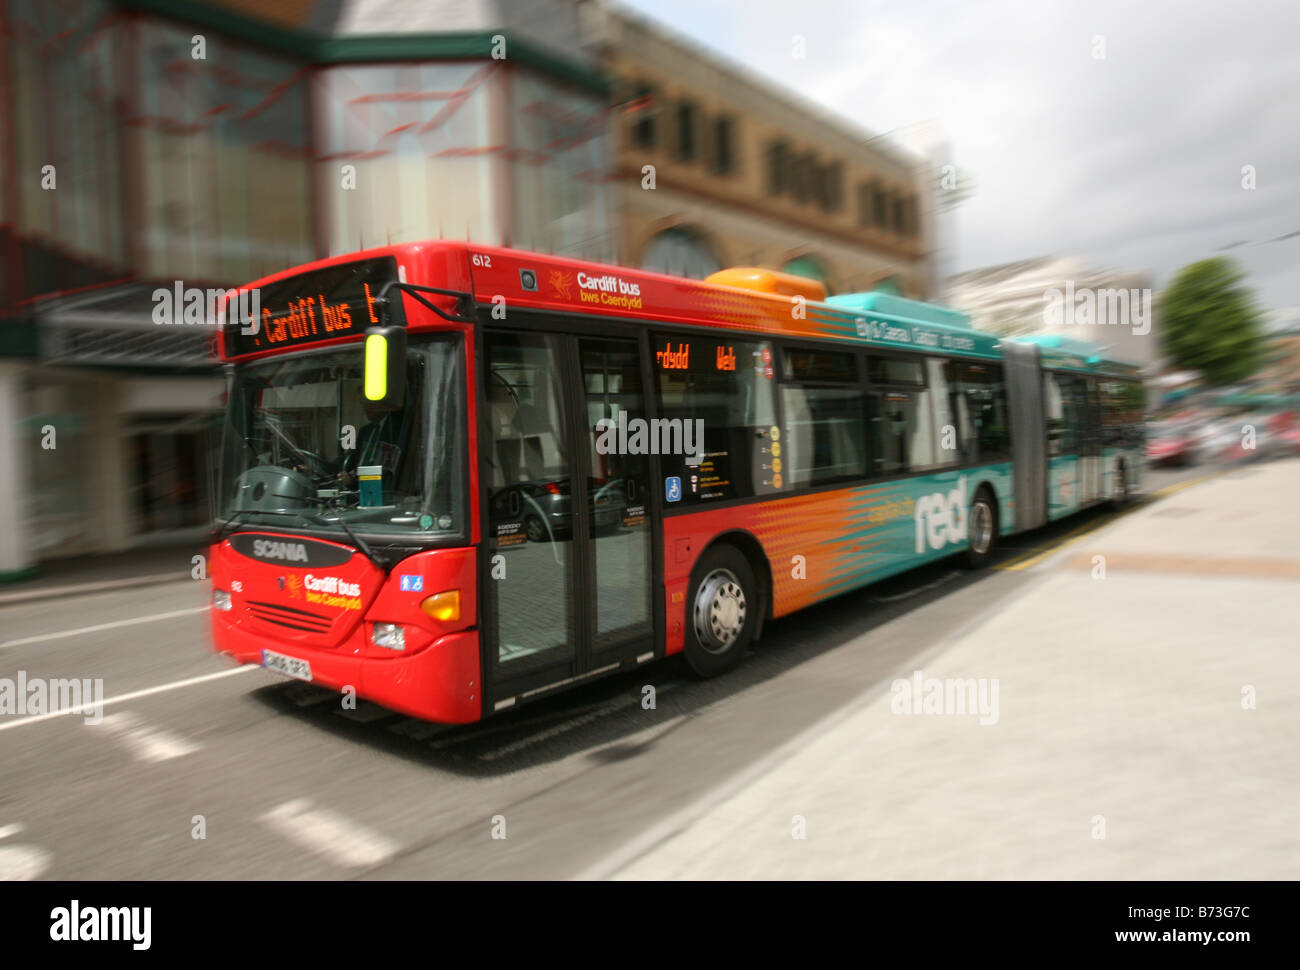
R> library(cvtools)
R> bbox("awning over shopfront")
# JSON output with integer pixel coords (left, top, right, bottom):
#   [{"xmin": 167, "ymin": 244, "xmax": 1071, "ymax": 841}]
[{"xmin": 33, "ymin": 283, "xmax": 217, "ymax": 371}]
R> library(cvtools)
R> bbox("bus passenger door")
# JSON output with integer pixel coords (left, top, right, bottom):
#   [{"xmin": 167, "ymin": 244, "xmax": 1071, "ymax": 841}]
[
  {"xmin": 481, "ymin": 330, "xmax": 654, "ymax": 712},
  {"xmin": 482, "ymin": 332, "xmax": 580, "ymax": 696},
  {"xmin": 577, "ymin": 338, "xmax": 654, "ymax": 663},
  {"xmin": 1080, "ymin": 377, "xmax": 1103, "ymax": 505},
  {"xmin": 1044, "ymin": 371, "xmax": 1081, "ymax": 519}
]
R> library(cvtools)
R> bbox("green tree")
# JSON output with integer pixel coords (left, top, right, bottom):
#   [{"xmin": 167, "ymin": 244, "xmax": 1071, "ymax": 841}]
[{"xmin": 1159, "ymin": 257, "xmax": 1264, "ymax": 385}]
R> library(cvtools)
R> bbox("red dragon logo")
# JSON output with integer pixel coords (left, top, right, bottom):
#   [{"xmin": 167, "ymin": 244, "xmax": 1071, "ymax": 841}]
[{"xmin": 549, "ymin": 270, "xmax": 574, "ymax": 300}]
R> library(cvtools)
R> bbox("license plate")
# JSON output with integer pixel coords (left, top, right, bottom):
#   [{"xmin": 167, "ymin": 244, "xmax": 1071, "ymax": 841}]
[{"xmin": 262, "ymin": 649, "xmax": 312, "ymax": 682}]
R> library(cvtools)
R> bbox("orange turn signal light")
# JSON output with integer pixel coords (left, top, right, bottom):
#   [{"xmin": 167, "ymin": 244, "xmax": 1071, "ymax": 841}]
[{"xmin": 421, "ymin": 589, "xmax": 461, "ymax": 623}]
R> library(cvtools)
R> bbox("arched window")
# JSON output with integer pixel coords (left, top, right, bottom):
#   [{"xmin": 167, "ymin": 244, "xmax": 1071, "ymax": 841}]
[
  {"xmin": 871, "ymin": 275, "xmax": 904, "ymax": 296},
  {"xmin": 782, "ymin": 254, "xmax": 832, "ymax": 294},
  {"xmin": 641, "ymin": 227, "xmax": 721, "ymax": 279}
]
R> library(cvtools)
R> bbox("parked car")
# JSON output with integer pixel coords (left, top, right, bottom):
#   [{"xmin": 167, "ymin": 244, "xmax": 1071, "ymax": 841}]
[
  {"xmin": 488, "ymin": 477, "xmax": 629, "ymax": 543},
  {"xmin": 1269, "ymin": 411, "xmax": 1300, "ymax": 457},
  {"xmin": 1199, "ymin": 413, "xmax": 1278, "ymax": 464},
  {"xmin": 1146, "ymin": 419, "xmax": 1200, "ymax": 466}
]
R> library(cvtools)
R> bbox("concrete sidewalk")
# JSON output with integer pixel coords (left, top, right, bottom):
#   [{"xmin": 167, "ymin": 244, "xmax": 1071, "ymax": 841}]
[
  {"xmin": 610, "ymin": 458, "xmax": 1300, "ymax": 880},
  {"xmin": 0, "ymin": 538, "xmax": 207, "ymax": 606}
]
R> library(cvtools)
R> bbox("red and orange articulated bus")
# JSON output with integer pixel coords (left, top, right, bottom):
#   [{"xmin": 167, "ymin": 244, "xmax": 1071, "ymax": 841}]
[{"xmin": 208, "ymin": 242, "xmax": 1144, "ymax": 723}]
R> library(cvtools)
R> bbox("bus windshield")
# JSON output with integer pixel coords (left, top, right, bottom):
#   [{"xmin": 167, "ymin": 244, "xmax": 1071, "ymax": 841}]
[{"xmin": 217, "ymin": 335, "xmax": 465, "ymax": 540}]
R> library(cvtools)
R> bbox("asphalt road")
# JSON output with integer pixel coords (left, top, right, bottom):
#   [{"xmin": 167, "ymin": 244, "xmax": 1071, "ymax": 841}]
[{"xmin": 0, "ymin": 463, "xmax": 1212, "ymax": 880}]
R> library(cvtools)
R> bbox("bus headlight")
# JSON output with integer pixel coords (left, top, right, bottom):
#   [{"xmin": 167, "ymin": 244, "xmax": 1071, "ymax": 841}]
[
  {"xmin": 372, "ymin": 623, "xmax": 405, "ymax": 651},
  {"xmin": 213, "ymin": 589, "xmax": 233, "ymax": 612}
]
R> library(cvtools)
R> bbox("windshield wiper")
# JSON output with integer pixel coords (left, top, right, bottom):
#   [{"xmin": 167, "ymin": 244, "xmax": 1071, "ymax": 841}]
[
  {"xmin": 269, "ymin": 493, "xmax": 377, "ymax": 565},
  {"xmin": 315, "ymin": 510, "xmax": 375, "ymax": 564},
  {"xmin": 216, "ymin": 506, "xmax": 311, "ymax": 543},
  {"xmin": 214, "ymin": 509, "xmax": 245, "ymax": 544}
]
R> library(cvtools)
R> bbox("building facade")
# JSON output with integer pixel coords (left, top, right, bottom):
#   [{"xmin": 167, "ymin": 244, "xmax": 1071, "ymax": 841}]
[
  {"xmin": 946, "ymin": 256, "xmax": 1162, "ymax": 374},
  {"xmin": 0, "ymin": 0, "xmax": 616, "ymax": 577},
  {"xmin": 0, "ymin": 0, "xmax": 933, "ymax": 578},
  {"xmin": 590, "ymin": 4, "xmax": 931, "ymax": 296}
]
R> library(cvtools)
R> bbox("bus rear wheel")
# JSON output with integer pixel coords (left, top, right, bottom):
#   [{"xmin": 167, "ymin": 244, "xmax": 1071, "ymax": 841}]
[
  {"xmin": 684, "ymin": 545, "xmax": 758, "ymax": 678},
  {"xmin": 965, "ymin": 487, "xmax": 998, "ymax": 569}
]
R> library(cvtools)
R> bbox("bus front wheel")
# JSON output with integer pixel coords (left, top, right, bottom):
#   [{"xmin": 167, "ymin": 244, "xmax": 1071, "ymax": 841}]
[
  {"xmin": 965, "ymin": 487, "xmax": 998, "ymax": 569},
  {"xmin": 684, "ymin": 545, "xmax": 758, "ymax": 678}
]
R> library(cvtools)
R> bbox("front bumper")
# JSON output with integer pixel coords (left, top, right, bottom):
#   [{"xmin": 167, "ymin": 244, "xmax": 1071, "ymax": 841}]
[{"xmin": 212, "ymin": 613, "xmax": 482, "ymax": 724}]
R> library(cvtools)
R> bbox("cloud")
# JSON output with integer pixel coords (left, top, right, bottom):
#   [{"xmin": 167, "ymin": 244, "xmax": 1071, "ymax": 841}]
[{"xmin": 617, "ymin": 0, "xmax": 1300, "ymax": 307}]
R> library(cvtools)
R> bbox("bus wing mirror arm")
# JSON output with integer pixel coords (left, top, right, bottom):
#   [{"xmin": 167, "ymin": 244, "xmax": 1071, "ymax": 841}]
[{"xmin": 374, "ymin": 281, "xmax": 475, "ymax": 324}]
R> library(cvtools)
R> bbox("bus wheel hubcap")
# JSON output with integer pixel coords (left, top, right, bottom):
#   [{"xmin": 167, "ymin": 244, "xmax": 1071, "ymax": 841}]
[
  {"xmin": 695, "ymin": 569, "xmax": 746, "ymax": 654},
  {"xmin": 972, "ymin": 502, "xmax": 992, "ymax": 553}
]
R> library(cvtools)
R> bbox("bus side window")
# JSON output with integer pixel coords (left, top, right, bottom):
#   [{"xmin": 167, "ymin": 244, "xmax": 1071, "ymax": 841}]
[
  {"xmin": 1100, "ymin": 381, "xmax": 1115, "ymax": 447},
  {"xmin": 653, "ymin": 334, "xmax": 777, "ymax": 502},
  {"xmin": 779, "ymin": 347, "xmax": 865, "ymax": 487},
  {"xmin": 1069, "ymin": 376, "xmax": 1089, "ymax": 453},
  {"xmin": 983, "ymin": 365, "xmax": 1012, "ymax": 461},
  {"xmin": 928, "ymin": 358, "xmax": 961, "ymax": 468},
  {"xmin": 948, "ymin": 360, "xmax": 1010, "ymax": 464},
  {"xmin": 1046, "ymin": 372, "xmax": 1086, "ymax": 455},
  {"xmin": 866, "ymin": 392, "xmax": 909, "ymax": 475},
  {"xmin": 1128, "ymin": 380, "xmax": 1147, "ymax": 446},
  {"xmin": 865, "ymin": 355, "xmax": 933, "ymax": 475},
  {"xmin": 1045, "ymin": 373, "xmax": 1067, "ymax": 455},
  {"xmin": 1104, "ymin": 378, "xmax": 1145, "ymax": 448}
]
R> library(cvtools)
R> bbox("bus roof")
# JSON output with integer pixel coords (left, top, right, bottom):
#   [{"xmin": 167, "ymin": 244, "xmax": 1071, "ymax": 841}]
[
  {"xmin": 457, "ymin": 243, "xmax": 1009, "ymax": 360},
  {"xmin": 1012, "ymin": 333, "xmax": 1143, "ymax": 377},
  {"xmin": 826, "ymin": 291, "xmax": 973, "ymax": 329},
  {"xmin": 221, "ymin": 241, "xmax": 1010, "ymax": 362}
]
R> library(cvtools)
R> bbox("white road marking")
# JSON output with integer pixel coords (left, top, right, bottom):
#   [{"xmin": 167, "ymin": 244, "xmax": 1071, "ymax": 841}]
[
  {"xmin": 0, "ymin": 574, "xmax": 193, "ymax": 607},
  {"xmin": 260, "ymin": 799, "xmax": 398, "ymax": 869},
  {"xmin": 0, "ymin": 843, "xmax": 51, "ymax": 880},
  {"xmin": 0, "ymin": 825, "xmax": 51, "ymax": 880},
  {"xmin": 0, "ymin": 665, "xmax": 254, "ymax": 733},
  {"xmin": 0, "ymin": 606, "xmax": 210, "ymax": 651},
  {"xmin": 101, "ymin": 711, "xmax": 200, "ymax": 762}
]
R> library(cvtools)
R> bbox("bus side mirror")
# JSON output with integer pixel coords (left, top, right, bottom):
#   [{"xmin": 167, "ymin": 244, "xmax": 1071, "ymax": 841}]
[{"xmin": 364, "ymin": 325, "xmax": 406, "ymax": 411}]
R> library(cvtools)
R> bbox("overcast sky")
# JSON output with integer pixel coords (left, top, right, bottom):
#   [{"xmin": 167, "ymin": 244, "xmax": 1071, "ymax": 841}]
[{"xmin": 618, "ymin": 0, "xmax": 1300, "ymax": 314}]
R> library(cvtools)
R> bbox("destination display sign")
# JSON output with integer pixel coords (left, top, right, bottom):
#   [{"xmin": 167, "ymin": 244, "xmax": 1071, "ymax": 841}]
[
  {"xmin": 851, "ymin": 316, "xmax": 979, "ymax": 353},
  {"xmin": 222, "ymin": 256, "xmax": 404, "ymax": 358}
]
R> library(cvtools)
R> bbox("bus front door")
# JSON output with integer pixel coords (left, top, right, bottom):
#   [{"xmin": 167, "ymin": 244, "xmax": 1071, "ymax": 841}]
[
  {"xmin": 482, "ymin": 331, "xmax": 654, "ymax": 713},
  {"xmin": 577, "ymin": 337, "xmax": 654, "ymax": 666}
]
